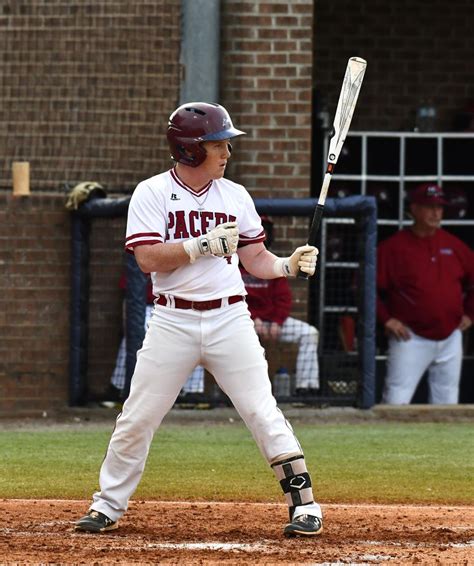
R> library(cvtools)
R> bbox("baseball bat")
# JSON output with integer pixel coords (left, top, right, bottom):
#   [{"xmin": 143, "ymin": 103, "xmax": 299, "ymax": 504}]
[{"xmin": 298, "ymin": 56, "xmax": 367, "ymax": 279}]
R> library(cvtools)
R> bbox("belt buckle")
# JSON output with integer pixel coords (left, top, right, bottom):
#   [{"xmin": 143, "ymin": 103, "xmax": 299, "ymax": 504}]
[{"xmin": 191, "ymin": 300, "xmax": 216, "ymax": 311}]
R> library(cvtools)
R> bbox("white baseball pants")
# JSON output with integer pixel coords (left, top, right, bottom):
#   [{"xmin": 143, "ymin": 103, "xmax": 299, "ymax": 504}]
[
  {"xmin": 382, "ymin": 328, "xmax": 462, "ymax": 404},
  {"xmin": 91, "ymin": 301, "xmax": 320, "ymax": 521}
]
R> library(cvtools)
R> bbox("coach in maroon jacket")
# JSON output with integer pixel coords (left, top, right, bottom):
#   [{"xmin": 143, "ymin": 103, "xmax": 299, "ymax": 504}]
[{"xmin": 377, "ymin": 183, "xmax": 474, "ymax": 404}]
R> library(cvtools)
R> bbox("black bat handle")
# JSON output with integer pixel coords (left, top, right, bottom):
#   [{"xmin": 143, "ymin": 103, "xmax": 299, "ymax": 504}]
[{"xmin": 297, "ymin": 204, "xmax": 325, "ymax": 279}]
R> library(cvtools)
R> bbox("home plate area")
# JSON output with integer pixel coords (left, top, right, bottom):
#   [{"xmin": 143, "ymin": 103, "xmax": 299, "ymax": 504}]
[{"xmin": 0, "ymin": 500, "xmax": 472, "ymax": 564}]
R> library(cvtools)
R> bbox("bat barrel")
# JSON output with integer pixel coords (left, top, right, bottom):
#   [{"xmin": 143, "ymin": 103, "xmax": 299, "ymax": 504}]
[{"xmin": 298, "ymin": 56, "xmax": 367, "ymax": 280}]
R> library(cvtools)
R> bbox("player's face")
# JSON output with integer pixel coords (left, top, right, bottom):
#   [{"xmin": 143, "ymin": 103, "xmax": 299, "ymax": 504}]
[
  {"xmin": 411, "ymin": 203, "xmax": 444, "ymax": 230},
  {"xmin": 201, "ymin": 140, "xmax": 231, "ymax": 179}
]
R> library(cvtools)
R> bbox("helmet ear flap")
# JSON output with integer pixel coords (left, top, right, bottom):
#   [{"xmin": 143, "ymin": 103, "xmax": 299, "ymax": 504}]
[
  {"xmin": 176, "ymin": 141, "xmax": 207, "ymax": 166},
  {"xmin": 176, "ymin": 144, "xmax": 193, "ymax": 165}
]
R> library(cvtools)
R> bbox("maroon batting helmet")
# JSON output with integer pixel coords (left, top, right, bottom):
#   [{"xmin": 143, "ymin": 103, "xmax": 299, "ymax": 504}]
[{"xmin": 167, "ymin": 102, "xmax": 246, "ymax": 167}]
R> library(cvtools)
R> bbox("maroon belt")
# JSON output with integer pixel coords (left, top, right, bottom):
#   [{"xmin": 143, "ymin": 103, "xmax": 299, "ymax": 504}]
[{"xmin": 156, "ymin": 294, "xmax": 244, "ymax": 311}]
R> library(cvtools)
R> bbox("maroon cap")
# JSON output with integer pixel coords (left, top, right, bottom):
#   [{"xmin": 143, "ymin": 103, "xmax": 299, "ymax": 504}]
[{"xmin": 409, "ymin": 183, "xmax": 447, "ymax": 206}]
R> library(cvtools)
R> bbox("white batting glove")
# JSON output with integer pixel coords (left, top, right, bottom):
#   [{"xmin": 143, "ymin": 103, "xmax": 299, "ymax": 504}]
[
  {"xmin": 273, "ymin": 245, "xmax": 319, "ymax": 277},
  {"xmin": 183, "ymin": 222, "xmax": 239, "ymax": 263}
]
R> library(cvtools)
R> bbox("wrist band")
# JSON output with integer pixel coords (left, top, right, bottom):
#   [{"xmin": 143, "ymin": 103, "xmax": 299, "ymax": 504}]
[{"xmin": 273, "ymin": 258, "xmax": 290, "ymax": 277}]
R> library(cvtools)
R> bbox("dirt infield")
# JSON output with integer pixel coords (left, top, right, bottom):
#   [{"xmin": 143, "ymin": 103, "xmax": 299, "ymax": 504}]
[{"xmin": 0, "ymin": 500, "xmax": 472, "ymax": 564}]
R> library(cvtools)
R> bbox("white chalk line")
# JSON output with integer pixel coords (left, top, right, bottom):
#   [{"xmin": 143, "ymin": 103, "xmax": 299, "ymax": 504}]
[
  {"xmin": 0, "ymin": 530, "xmax": 270, "ymax": 553},
  {"xmin": 364, "ymin": 539, "xmax": 474, "ymax": 549},
  {"xmin": 0, "ymin": 524, "xmax": 472, "ymax": 553},
  {"xmin": 145, "ymin": 542, "xmax": 268, "ymax": 552}
]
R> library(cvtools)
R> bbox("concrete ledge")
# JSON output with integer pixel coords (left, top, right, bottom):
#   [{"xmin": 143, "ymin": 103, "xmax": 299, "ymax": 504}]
[
  {"xmin": 166, "ymin": 404, "xmax": 474, "ymax": 424},
  {"xmin": 0, "ymin": 403, "xmax": 472, "ymax": 428},
  {"xmin": 372, "ymin": 403, "xmax": 474, "ymax": 422}
]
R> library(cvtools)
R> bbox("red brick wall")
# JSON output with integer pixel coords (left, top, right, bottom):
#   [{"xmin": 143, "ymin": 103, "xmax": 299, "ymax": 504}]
[
  {"xmin": 221, "ymin": 0, "xmax": 314, "ymax": 200},
  {"xmin": 0, "ymin": 1, "xmax": 181, "ymax": 192},
  {"xmin": 0, "ymin": 1, "xmax": 181, "ymax": 414},
  {"xmin": 0, "ymin": 194, "xmax": 70, "ymax": 414},
  {"xmin": 313, "ymin": 0, "xmax": 474, "ymax": 131}
]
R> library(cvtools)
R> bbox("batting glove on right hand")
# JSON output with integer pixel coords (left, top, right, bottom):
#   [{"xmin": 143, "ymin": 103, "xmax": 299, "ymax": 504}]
[
  {"xmin": 183, "ymin": 222, "xmax": 239, "ymax": 263},
  {"xmin": 273, "ymin": 245, "xmax": 319, "ymax": 277}
]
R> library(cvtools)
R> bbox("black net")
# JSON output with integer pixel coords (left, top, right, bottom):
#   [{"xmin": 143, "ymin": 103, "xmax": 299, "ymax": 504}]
[{"xmin": 314, "ymin": 218, "xmax": 366, "ymax": 403}]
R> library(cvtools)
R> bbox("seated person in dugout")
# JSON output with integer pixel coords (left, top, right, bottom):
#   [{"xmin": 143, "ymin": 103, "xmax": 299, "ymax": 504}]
[{"xmin": 188, "ymin": 215, "xmax": 320, "ymax": 395}]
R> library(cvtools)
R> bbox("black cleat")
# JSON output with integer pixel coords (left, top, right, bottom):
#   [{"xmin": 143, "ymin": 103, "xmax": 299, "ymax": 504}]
[
  {"xmin": 74, "ymin": 510, "xmax": 118, "ymax": 533},
  {"xmin": 284, "ymin": 514, "xmax": 323, "ymax": 537}
]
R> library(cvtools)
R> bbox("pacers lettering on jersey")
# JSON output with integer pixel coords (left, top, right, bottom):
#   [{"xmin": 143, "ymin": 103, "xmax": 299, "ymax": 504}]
[{"xmin": 166, "ymin": 211, "xmax": 236, "ymax": 241}]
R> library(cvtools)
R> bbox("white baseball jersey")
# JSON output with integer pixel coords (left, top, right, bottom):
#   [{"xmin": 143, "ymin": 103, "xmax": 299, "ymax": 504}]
[{"xmin": 125, "ymin": 168, "xmax": 265, "ymax": 301}]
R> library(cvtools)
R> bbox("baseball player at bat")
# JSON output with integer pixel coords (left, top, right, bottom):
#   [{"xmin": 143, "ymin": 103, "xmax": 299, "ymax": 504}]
[{"xmin": 75, "ymin": 102, "xmax": 322, "ymax": 537}]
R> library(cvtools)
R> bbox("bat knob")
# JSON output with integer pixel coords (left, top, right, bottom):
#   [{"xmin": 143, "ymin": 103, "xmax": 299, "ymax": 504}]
[{"xmin": 297, "ymin": 268, "xmax": 310, "ymax": 280}]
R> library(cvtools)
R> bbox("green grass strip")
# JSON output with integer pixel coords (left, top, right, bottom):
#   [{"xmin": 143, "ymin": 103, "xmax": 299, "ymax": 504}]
[{"xmin": 0, "ymin": 422, "xmax": 472, "ymax": 504}]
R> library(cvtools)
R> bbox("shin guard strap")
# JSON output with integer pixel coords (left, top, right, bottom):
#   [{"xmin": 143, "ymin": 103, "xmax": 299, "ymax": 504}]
[{"xmin": 271, "ymin": 455, "xmax": 314, "ymax": 511}]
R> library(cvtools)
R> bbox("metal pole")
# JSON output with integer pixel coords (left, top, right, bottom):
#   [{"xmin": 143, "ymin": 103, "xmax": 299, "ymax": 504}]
[{"xmin": 180, "ymin": 0, "xmax": 220, "ymax": 104}]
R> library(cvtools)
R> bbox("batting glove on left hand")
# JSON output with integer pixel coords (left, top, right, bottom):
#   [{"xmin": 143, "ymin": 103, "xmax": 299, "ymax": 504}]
[
  {"xmin": 273, "ymin": 245, "xmax": 319, "ymax": 278},
  {"xmin": 183, "ymin": 222, "xmax": 239, "ymax": 263}
]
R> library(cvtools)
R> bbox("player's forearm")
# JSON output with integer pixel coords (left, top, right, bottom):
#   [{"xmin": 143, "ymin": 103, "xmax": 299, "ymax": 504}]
[
  {"xmin": 134, "ymin": 242, "xmax": 190, "ymax": 273},
  {"xmin": 239, "ymin": 247, "xmax": 281, "ymax": 279}
]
